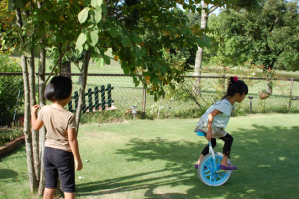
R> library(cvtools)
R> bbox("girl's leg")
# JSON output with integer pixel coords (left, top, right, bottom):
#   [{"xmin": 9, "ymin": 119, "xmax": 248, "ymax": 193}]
[
  {"xmin": 64, "ymin": 192, "xmax": 75, "ymax": 199},
  {"xmin": 219, "ymin": 133, "xmax": 233, "ymax": 166},
  {"xmin": 196, "ymin": 138, "xmax": 216, "ymax": 165},
  {"xmin": 43, "ymin": 188, "xmax": 55, "ymax": 199}
]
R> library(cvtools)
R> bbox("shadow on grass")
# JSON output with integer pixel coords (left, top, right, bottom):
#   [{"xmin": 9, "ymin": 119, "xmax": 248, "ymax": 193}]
[
  {"xmin": 0, "ymin": 169, "xmax": 18, "ymax": 180},
  {"xmin": 78, "ymin": 124, "xmax": 299, "ymax": 198}
]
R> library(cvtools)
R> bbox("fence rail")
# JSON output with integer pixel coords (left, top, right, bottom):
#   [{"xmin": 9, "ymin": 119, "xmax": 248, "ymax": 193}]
[{"xmin": 1, "ymin": 73, "xmax": 299, "ymax": 125}]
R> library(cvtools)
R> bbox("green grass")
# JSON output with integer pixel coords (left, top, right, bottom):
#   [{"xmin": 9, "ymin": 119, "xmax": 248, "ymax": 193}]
[{"xmin": 1, "ymin": 113, "xmax": 299, "ymax": 198}]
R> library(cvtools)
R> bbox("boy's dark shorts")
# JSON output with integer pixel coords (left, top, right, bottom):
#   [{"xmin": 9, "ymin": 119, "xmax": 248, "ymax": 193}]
[{"xmin": 43, "ymin": 147, "xmax": 75, "ymax": 193}]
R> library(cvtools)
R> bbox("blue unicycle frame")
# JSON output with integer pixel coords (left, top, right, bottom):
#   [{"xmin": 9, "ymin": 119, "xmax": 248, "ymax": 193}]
[
  {"xmin": 196, "ymin": 131, "xmax": 217, "ymax": 170},
  {"xmin": 196, "ymin": 130, "xmax": 232, "ymax": 186}
]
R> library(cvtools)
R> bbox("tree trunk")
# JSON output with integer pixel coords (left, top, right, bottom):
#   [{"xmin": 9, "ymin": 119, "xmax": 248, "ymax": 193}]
[
  {"xmin": 22, "ymin": 55, "xmax": 37, "ymax": 193},
  {"xmin": 194, "ymin": 1, "xmax": 208, "ymax": 75},
  {"xmin": 194, "ymin": 1, "xmax": 208, "ymax": 93},
  {"xmin": 28, "ymin": 49, "xmax": 40, "ymax": 185},
  {"xmin": 75, "ymin": 49, "xmax": 91, "ymax": 135},
  {"xmin": 16, "ymin": 6, "xmax": 37, "ymax": 193},
  {"xmin": 61, "ymin": 60, "xmax": 72, "ymax": 79},
  {"xmin": 38, "ymin": 47, "xmax": 47, "ymax": 197},
  {"xmin": 58, "ymin": 44, "xmax": 62, "ymax": 76}
]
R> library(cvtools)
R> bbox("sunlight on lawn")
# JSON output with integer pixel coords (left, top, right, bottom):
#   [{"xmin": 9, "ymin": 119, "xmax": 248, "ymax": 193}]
[{"xmin": 1, "ymin": 113, "xmax": 299, "ymax": 198}]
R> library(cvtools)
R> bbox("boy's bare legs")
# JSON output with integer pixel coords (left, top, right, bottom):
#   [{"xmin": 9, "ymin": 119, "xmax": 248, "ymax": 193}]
[
  {"xmin": 43, "ymin": 188, "xmax": 55, "ymax": 199},
  {"xmin": 64, "ymin": 192, "xmax": 75, "ymax": 199}
]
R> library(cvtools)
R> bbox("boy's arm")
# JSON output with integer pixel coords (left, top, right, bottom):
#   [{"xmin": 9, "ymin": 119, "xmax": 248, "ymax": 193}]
[
  {"xmin": 31, "ymin": 105, "xmax": 44, "ymax": 131},
  {"xmin": 207, "ymin": 109, "xmax": 222, "ymax": 141},
  {"xmin": 68, "ymin": 128, "xmax": 83, "ymax": 170}
]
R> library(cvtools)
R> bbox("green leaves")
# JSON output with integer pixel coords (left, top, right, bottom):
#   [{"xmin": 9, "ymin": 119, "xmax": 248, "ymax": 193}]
[
  {"xmin": 110, "ymin": 26, "xmax": 119, "ymax": 38},
  {"xmin": 91, "ymin": 0, "xmax": 103, "ymax": 7},
  {"xmin": 133, "ymin": 36, "xmax": 141, "ymax": 44},
  {"xmin": 76, "ymin": 33, "xmax": 87, "ymax": 48},
  {"xmin": 103, "ymin": 55, "xmax": 110, "ymax": 65},
  {"xmin": 203, "ymin": 35, "xmax": 212, "ymax": 48},
  {"xmin": 87, "ymin": 31, "xmax": 99, "ymax": 47},
  {"xmin": 196, "ymin": 37, "xmax": 205, "ymax": 48},
  {"xmin": 121, "ymin": 36, "xmax": 131, "ymax": 47},
  {"xmin": 78, "ymin": 7, "xmax": 89, "ymax": 24},
  {"xmin": 94, "ymin": 6, "xmax": 102, "ymax": 23}
]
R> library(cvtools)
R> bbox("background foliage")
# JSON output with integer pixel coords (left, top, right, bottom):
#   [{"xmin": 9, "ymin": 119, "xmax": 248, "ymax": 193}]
[{"xmin": 0, "ymin": 54, "xmax": 23, "ymax": 126}]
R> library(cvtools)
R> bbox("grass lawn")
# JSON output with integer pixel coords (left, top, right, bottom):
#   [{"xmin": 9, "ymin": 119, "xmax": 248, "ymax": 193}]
[{"xmin": 1, "ymin": 113, "xmax": 299, "ymax": 198}]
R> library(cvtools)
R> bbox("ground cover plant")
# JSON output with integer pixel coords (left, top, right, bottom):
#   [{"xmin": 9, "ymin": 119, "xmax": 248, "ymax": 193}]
[
  {"xmin": 0, "ymin": 127, "xmax": 23, "ymax": 146},
  {"xmin": 0, "ymin": 113, "xmax": 299, "ymax": 198}
]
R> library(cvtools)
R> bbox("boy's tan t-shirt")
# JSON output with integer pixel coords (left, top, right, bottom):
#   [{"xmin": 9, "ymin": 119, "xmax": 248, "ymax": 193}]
[{"xmin": 38, "ymin": 105, "xmax": 76, "ymax": 152}]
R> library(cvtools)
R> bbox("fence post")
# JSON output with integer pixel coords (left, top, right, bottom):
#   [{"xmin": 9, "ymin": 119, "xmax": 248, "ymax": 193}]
[
  {"xmin": 100, "ymin": 85, "xmax": 105, "ymax": 110},
  {"xmin": 87, "ymin": 88, "xmax": 94, "ymax": 113},
  {"xmin": 68, "ymin": 91, "xmax": 79, "ymax": 113},
  {"xmin": 142, "ymin": 85, "xmax": 146, "ymax": 117},
  {"xmin": 289, "ymin": 78, "xmax": 294, "ymax": 110},
  {"xmin": 68, "ymin": 98, "xmax": 73, "ymax": 112},
  {"xmin": 74, "ymin": 91, "xmax": 79, "ymax": 110},
  {"xmin": 94, "ymin": 86, "xmax": 100, "ymax": 111},
  {"xmin": 82, "ymin": 92, "xmax": 87, "ymax": 114},
  {"xmin": 106, "ymin": 84, "xmax": 114, "ymax": 107}
]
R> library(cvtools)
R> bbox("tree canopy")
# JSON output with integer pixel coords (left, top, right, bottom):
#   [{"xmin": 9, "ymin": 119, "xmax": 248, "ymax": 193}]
[{"xmin": 205, "ymin": 0, "xmax": 299, "ymax": 72}]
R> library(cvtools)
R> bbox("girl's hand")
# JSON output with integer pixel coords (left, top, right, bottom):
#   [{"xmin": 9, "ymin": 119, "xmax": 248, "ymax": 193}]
[
  {"xmin": 206, "ymin": 132, "xmax": 213, "ymax": 141},
  {"xmin": 75, "ymin": 158, "xmax": 83, "ymax": 171},
  {"xmin": 31, "ymin": 105, "xmax": 40, "ymax": 114}
]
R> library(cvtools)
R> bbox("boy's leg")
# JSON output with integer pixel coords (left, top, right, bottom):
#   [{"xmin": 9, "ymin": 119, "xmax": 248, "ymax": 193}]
[
  {"xmin": 43, "ymin": 147, "xmax": 58, "ymax": 198},
  {"xmin": 43, "ymin": 188, "xmax": 55, "ymax": 199},
  {"xmin": 56, "ymin": 150, "xmax": 76, "ymax": 194}
]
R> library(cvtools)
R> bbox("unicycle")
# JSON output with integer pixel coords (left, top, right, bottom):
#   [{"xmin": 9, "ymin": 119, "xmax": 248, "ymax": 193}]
[{"xmin": 196, "ymin": 130, "xmax": 233, "ymax": 186}]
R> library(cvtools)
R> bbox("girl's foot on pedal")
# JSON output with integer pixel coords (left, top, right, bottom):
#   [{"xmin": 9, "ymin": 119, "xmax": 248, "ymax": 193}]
[{"xmin": 220, "ymin": 164, "xmax": 237, "ymax": 170}]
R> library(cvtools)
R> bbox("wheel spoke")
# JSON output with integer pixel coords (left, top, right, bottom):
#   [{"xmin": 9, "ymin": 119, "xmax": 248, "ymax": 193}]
[{"xmin": 198, "ymin": 153, "xmax": 231, "ymax": 186}]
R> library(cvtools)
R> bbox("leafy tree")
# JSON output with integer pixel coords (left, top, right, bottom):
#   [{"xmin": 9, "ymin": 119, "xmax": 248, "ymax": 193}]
[
  {"xmin": 193, "ymin": 0, "xmax": 259, "ymax": 76},
  {"xmin": 204, "ymin": 11, "xmax": 250, "ymax": 67},
  {"xmin": 0, "ymin": 0, "xmax": 250, "ymax": 197},
  {"xmin": 245, "ymin": 0, "xmax": 299, "ymax": 72},
  {"xmin": 205, "ymin": 0, "xmax": 299, "ymax": 92}
]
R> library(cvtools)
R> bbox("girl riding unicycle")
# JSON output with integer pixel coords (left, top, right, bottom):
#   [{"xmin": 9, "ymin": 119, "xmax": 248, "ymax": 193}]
[{"xmin": 195, "ymin": 76, "xmax": 248, "ymax": 186}]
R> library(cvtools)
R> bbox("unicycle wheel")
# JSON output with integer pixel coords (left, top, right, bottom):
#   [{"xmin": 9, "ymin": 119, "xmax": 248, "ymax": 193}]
[{"xmin": 198, "ymin": 152, "xmax": 232, "ymax": 186}]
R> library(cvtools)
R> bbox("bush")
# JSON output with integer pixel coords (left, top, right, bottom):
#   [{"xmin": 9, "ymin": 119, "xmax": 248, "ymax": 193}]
[
  {"xmin": 0, "ymin": 54, "xmax": 23, "ymax": 126},
  {"xmin": 0, "ymin": 127, "xmax": 23, "ymax": 146}
]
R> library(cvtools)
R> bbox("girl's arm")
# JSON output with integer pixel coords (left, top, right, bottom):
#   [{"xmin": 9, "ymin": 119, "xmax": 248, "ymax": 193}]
[
  {"xmin": 68, "ymin": 128, "xmax": 83, "ymax": 170},
  {"xmin": 207, "ymin": 109, "xmax": 222, "ymax": 141},
  {"xmin": 31, "ymin": 105, "xmax": 44, "ymax": 131}
]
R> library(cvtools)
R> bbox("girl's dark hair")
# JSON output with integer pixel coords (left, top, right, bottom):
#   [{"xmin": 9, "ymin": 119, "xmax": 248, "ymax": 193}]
[
  {"xmin": 222, "ymin": 76, "xmax": 248, "ymax": 99},
  {"xmin": 44, "ymin": 76, "xmax": 72, "ymax": 102}
]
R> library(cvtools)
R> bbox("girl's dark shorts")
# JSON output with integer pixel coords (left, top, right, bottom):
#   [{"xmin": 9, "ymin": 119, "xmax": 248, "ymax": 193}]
[{"xmin": 43, "ymin": 147, "xmax": 75, "ymax": 193}]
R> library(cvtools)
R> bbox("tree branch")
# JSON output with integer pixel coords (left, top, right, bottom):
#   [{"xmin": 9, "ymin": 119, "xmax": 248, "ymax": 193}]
[
  {"xmin": 208, "ymin": 5, "xmax": 219, "ymax": 15},
  {"xmin": 45, "ymin": 43, "xmax": 70, "ymax": 84}
]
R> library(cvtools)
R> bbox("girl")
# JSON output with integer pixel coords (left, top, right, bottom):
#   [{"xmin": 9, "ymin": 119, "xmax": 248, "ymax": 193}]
[
  {"xmin": 31, "ymin": 76, "xmax": 83, "ymax": 199},
  {"xmin": 195, "ymin": 76, "xmax": 248, "ymax": 170}
]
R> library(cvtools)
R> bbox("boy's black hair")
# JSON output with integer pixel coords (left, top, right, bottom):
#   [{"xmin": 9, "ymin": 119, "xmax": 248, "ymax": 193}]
[
  {"xmin": 222, "ymin": 76, "xmax": 248, "ymax": 99},
  {"xmin": 44, "ymin": 76, "xmax": 72, "ymax": 102}
]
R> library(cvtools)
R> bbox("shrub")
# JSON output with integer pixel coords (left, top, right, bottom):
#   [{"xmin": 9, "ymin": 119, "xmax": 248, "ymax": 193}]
[
  {"xmin": 0, "ymin": 54, "xmax": 23, "ymax": 126},
  {"xmin": 0, "ymin": 127, "xmax": 23, "ymax": 146}
]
